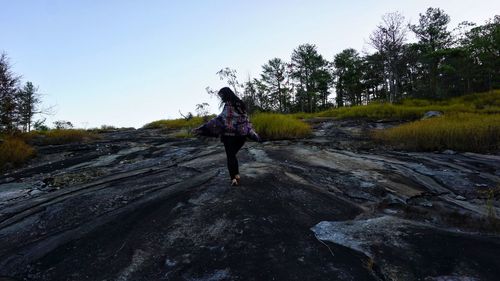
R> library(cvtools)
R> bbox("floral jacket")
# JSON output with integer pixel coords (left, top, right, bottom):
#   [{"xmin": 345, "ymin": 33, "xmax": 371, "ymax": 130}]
[{"xmin": 194, "ymin": 104, "xmax": 260, "ymax": 141}]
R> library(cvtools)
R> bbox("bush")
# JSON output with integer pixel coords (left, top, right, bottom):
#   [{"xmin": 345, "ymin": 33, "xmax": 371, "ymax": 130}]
[
  {"xmin": 0, "ymin": 137, "xmax": 36, "ymax": 170},
  {"xmin": 374, "ymin": 113, "xmax": 500, "ymax": 152},
  {"xmin": 251, "ymin": 113, "xmax": 312, "ymax": 140}
]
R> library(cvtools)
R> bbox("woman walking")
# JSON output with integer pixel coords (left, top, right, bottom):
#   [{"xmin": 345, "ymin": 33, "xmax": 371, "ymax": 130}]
[{"xmin": 194, "ymin": 87, "xmax": 260, "ymax": 186}]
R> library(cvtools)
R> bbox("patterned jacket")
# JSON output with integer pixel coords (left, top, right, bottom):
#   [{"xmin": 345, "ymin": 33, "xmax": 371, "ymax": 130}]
[{"xmin": 194, "ymin": 104, "xmax": 260, "ymax": 141}]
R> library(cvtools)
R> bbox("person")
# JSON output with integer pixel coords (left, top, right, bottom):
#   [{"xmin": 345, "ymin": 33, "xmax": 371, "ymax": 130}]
[{"xmin": 193, "ymin": 87, "xmax": 260, "ymax": 186}]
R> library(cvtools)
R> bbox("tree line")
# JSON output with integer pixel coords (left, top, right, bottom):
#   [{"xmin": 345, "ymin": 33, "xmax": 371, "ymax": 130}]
[
  {"xmin": 0, "ymin": 53, "xmax": 51, "ymax": 134},
  {"xmin": 231, "ymin": 8, "xmax": 499, "ymax": 113}
]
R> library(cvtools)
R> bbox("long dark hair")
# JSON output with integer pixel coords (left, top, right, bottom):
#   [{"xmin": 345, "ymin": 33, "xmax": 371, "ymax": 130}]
[{"xmin": 218, "ymin": 87, "xmax": 247, "ymax": 114}]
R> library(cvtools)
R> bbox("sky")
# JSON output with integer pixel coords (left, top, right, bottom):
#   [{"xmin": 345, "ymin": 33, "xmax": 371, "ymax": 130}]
[{"xmin": 1, "ymin": 0, "xmax": 498, "ymax": 129}]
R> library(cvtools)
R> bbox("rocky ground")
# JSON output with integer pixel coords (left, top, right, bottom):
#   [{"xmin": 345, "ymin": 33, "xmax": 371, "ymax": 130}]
[{"xmin": 0, "ymin": 119, "xmax": 499, "ymax": 281}]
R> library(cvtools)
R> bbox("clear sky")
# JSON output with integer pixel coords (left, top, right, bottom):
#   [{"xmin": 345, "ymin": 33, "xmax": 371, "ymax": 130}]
[{"xmin": 1, "ymin": 0, "xmax": 498, "ymax": 128}]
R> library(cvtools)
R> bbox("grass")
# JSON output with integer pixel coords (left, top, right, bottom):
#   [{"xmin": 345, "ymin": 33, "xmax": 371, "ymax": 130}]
[
  {"xmin": 373, "ymin": 113, "xmax": 500, "ymax": 152},
  {"xmin": 145, "ymin": 113, "xmax": 312, "ymax": 140},
  {"xmin": 314, "ymin": 102, "xmax": 483, "ymax": 120},
  {"xmin": 0, "ymin": 137, "xmax": 36, "ymax": 170},
  {"xmin": 26, "ymin": 129, "xmax": 100, "ymax": 145},
  {"xmin": 143, "ymin": 91, "xmax": 499, "ymax": 146},
  {"xmin": 173, "ymin": 129, "xmax": 194, "ymax": 138},
  {"xmin": 142, "ymin": 116, "xmax": 207, "ymax": 130},
  {"xmin": 251, "ymin": 113, "xmax": 312, "ymax": 140},
  {"xmin": 0, "ymin": 129, "xmax": 100, "ymax": 171},
  {"xmin": 308, "ymin": 90, "xmax": 500, "ymax": 121}
]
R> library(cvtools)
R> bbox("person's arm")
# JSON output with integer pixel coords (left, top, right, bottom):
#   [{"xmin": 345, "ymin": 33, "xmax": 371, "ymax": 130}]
[
  {"xmin": 248, "ymin": 128, "xmax": 261, "ymax": 142},
  {"xmin": 193, "ymin": 107, "xmax": 226, "ymax": 137}
]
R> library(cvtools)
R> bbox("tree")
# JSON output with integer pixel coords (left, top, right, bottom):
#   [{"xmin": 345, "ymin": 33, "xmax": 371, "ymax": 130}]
[
  {"xmin": 205, "ymin": 67, "xmax": 244, "ymax": 98},
  {"xmin": 410, "ymin": 7, "xmax": 452, "ymax": 52},
  {"xmin": 216, "ymin": 67, "xmax": 243, "ymax": 95},
  {"xmin": 370, "ymin": 12, "xmax": 408, "ymax": 103},
  {"xmin": 33, "ymin": 118, "xmax": 49, "ymax": 131},
  {"xmin": 361, "ymin": 52, "xmax": 386, "ymax": 102},
  {"xmin": 314, "ymin": 68, "xmax": 333, "ymax": 109},
  {"xmin": 290, "ymin": 44, "xmax": 331, "ymax": 112},
  {"xmin": 333, "ymin": 49, "xmax": 364, "ymax": 106},
  {"xmin": 463, "ymin": 16, "xmax": 500, "ymax": 92},
  {"xmin": 0, "ymin": 53, "xmax": 21, "ymax": 133},
  {"xmin": 18, "ymin": 81, "xmax": 42, "ymax": 132},
  {"xmin": 409, "ymin": 7, "xmax": 453, "ymax": 97},
  {"xmin": 260, "ymin": 58, "xmax": 290, "ymax": 112},
  {"xmin": 241, "ymin": 78, "xmax": 259, "ymax": 113},
  {"xmin": 195, "ymin": 103, "xmax": 210, "ymax": 118},
  {"xmin": 54, "ymin": 120, "xmax": 73, "ymax": 129}
]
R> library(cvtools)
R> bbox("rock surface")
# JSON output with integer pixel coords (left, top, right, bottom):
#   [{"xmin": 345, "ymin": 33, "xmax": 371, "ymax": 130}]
[{"xmin": 0, "ymin": 120, "xmax": 499, "ymax": 281}]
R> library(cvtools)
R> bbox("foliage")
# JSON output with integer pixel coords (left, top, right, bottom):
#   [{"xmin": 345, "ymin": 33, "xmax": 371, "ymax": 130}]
[
  {"xmin": 290, "ymin": 44, "xmax": 332, "ymax": 112},
  {"xmin": 100, "ymin": 125, "xmax": 116, "ymax": 130},
  {"xmin": 0, "ymin": 136, "xmax": 36, "ymax": 170},
  {"xmin": 53, "ymin": 120, "xmax": 74, "ymax": 130},
  {"xmin": 222, "ymin": 8, "xmax": 498, "ymax": 115},
  {"xmin": 369, "ymin": 12, "xmax": 408, "ymax": 103},
  {"xmin": 251, "ymin": 113, "xmax": 312, "ymax": 140},
  {"xmin": 260, "ymin": 58, "xmax": 291, "ymax": 113},
  {"xmin": 33, "ymin": 118, "xmax": 49, "ymax": 131},
  {"xmin": 373, "ymin": 113, "xmax": 500, "ymax": 152},
  {"xmin": 195, "ymin": 103, "xmax": 210, "ymax": 117},
  {"xmin": 333, "ymin": 49, "xmax": 364, "ymax": 106},
  {"xmin": 1, "ymin": 53, "xmax": 52, "ymax": 134},
  {"xmin": 18, "ymin": 81, "xmax": 42, "ymax": 132},
  {"xmin": 0, "ymin": 53, "xmax": 21, "ymax": 133}
]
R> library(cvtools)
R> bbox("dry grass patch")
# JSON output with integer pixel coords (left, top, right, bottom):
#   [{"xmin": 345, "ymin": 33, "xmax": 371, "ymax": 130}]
[
  {"xmin": 26, "ymin": 129, "xmax": 99, "ymax": 145},
  {"xmin": 313, "ymin": 90, "xmax": 500, "ymax": 121},
  {"xmin": 252, "ymin": 113, "xmax": 312, "ymax": 140},
  {"xmin": 143, "ymin": 117, "xmax": 206, "ymax": 130},
  {"xmin": 173, "ymin": 129, "xmax": 194, "ymax": 138},
  {"xmin": 374, "ymin": 113, "xmax": 500, "ymax": 152},
  {"xmin": 0, "ymin": 137, "xmax": 36, "ymax": 170}
]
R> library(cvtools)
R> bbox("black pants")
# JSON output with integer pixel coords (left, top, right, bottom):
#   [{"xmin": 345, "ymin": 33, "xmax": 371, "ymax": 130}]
[{"xmin": 221, "ymin": 135, "xmax": 246, "ymax": 180}]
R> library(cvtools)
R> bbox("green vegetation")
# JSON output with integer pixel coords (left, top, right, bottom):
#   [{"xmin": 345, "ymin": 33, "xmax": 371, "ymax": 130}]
[
  {"xmin": 291, "ymin": 90, "xmax": 500, "ymax": 121},
  {"xmin": 0, "ymin": 137, "xmax": 36, "ymax": 170},
  {"xmin": 0, "ymin": 129, "xmax": 100, "ymax": 171},
  {"xmin": 144, "ymin": 113, "xmax": 311, "ymax": 140},
  {"xmin": 366, "ymin": 91, "xmax": 500, "ymax": 152},
  {"xmin": 142, "ymin": 116, "xmax": 206, "ymax": 130},
  {"xmin": 252, "ymin": 113, "xmax": 311, "ymax": 140},
  {"xmin": 374, "ymin": 113, "xmax": 500, "ymax": 152},
  {"xmin": 26, "ymin": 129, "xmax": 99, "ymax": 145},
  {"xmin": 173, "ymin": 129, "xmax": 194, "ymax": 138},
  {"xmin": 216, "ymin": 9, "xmax": 500, "ymax": 115}
]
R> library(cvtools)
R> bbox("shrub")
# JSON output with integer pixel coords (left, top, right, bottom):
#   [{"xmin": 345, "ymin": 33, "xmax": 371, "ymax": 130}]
[
  {"xmin": 373, "ymin": 113, "xmax": 500, "ymax": 152},
  {"xmin": 251, "ymin": 113, "xmax": 312, "ymax": 140},
  {"xmin": 0, "ymin": 137, "xmax": 36, "ymax": 170}
]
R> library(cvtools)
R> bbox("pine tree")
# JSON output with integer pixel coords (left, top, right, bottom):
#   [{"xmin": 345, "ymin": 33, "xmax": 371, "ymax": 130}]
[
  {"xmin": 18, "ymin": 81, "xmax": 41, "ymax": 132},
  {"xmin": 0, "ymin": 53, "xmax": 21, "ymax": 133}
]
